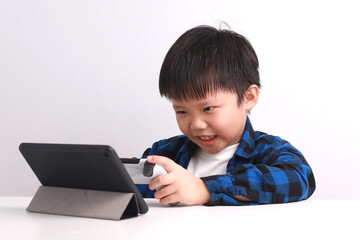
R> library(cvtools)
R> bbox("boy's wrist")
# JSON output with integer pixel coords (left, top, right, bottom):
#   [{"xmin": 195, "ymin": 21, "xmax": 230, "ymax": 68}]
[{"xmin": 198, "ymin": 179, "xmax": 211, "ymax": 205}]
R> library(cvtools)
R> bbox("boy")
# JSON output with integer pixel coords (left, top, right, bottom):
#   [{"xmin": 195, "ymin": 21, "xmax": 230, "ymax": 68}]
[{"xmin": 137, "ymin": 25, "xmax": 316, "ymax": 206}]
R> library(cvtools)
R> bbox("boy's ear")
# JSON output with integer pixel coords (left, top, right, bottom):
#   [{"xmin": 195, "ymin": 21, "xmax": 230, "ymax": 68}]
[{"xmin": 243, "ymin": 85, "xmax": 259, "ymax": 111}]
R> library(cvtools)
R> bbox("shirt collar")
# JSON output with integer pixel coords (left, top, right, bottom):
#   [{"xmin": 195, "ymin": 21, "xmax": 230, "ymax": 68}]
[{"xmin": 233, "ymin": 116, "xmax": 258, "ymax": 159}]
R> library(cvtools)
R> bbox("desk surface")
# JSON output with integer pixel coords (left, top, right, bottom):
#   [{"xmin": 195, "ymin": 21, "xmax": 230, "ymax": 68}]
[{"xmin": 0, "ymin": 197, "xmax": 359, "ymax": 240}]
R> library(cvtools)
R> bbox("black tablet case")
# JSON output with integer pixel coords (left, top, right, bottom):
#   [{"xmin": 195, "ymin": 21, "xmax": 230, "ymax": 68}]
[{"xmin": 19, "ymin": 143, "xmax": 148, "ymax": 220}]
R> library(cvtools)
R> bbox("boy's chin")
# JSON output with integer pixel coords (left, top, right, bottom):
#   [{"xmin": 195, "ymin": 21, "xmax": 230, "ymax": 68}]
[
  {"xmin": 187, "ymin": 136, "xmax": 227, "ymax": 154},
  {"xmin": 198, "ymin": 144, "xmax": 225, "ymax": 154},
  {"xmin": 202, "ymin": 148, "xmax": 223, "ymax": 154}
]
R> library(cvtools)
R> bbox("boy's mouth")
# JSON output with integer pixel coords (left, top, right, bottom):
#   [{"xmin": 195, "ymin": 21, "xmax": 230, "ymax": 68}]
[
  {"xmin": 199, "ymin": 136, "xmax": 216, "ymax": 140},
  {"xmin": 198, "ymin": 135, "xmax": 217, "ymax": 145}
]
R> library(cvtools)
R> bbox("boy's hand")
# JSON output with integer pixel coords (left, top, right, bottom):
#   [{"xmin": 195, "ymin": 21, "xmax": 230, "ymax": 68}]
[{"xmin": 147, "ymin": 155, "xmax": 211, "ymax": 205}]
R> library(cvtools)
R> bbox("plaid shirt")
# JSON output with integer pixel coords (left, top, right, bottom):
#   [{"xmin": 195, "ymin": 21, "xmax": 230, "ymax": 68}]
[{"xmin": 138, "ymin": 117, "xmax": 316, "ymax": 205}]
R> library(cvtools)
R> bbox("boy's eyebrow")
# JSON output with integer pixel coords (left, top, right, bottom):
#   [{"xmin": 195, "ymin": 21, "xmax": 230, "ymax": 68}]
[
  {"xmin": 172, "ymin": 103, "xmax": 189, "ymax": 109},
  {"xmin": 172, "ymin": 99, "xmax": 217, "ymax": 109}
]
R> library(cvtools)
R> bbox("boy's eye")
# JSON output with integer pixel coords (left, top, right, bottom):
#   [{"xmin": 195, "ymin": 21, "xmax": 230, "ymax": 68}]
[
  {"xmin": 204, "ymin": 106, "xmax": 215, "ymax": 112},
  {"xmin": 176, "ymin": 111, "xmax": 186, "ymax": 115}
]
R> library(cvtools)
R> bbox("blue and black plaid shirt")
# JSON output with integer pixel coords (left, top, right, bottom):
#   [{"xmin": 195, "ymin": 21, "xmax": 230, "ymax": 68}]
[{"xmin": 138, "ymin": 117, "xmax": 316, "ymax": 205}]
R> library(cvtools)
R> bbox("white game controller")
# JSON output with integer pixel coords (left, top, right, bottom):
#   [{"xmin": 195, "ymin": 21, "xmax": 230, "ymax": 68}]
[
  {"xmin": 121, "ymin": 157, "xmax": 179, "ymax": 206},
  {"xmin": 121, "ymin": 158, "xmax": 167, "ymax": 184}
]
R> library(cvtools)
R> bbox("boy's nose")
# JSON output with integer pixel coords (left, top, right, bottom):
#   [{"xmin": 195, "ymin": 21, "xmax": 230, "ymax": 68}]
[{"xmin": 190, "ymin": 117, "xmax": 207, "ymax": 131}]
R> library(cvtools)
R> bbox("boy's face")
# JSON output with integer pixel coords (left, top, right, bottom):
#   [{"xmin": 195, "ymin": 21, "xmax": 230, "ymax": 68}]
[{"xmin": 172, "ymin": 89, "xmax": 257, "ymax": 154}]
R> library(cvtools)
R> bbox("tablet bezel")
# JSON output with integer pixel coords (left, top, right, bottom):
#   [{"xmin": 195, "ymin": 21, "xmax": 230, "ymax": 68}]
[{"xmin": 19, "ymin": 143, "xmax": 149, "ymax": 214}]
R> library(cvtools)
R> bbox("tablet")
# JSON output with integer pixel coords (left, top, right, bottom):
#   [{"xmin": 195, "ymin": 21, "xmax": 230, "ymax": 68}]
[{"xmin": 19, "ymin": 143, "xmax": 148, "ymax": 214}]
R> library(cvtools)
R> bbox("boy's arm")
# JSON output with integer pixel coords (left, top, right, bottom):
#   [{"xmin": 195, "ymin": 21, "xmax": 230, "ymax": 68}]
[
  {"xmin": 137, "ymin": 135, "xmax": 315, "ymax": 205},
  {"xmin": 201, "ymin": 143, "xmax": 316, "ymax": 205}
]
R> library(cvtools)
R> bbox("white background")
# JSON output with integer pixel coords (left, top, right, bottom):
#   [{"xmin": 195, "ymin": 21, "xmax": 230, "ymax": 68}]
[{"xmin": 1, "ymin": 0, "xmax": 359, "ymax": 199}]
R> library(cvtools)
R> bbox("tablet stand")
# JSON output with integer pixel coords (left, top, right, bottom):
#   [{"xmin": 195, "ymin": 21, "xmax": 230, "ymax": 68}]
[{"xmin": 27, "ymin": 186, "xmax": 140, "ymax": 220}]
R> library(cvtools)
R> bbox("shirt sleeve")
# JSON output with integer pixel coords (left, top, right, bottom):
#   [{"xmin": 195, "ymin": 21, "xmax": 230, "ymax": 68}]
[{"xmin": 201, "ymin": 141, "xmax": 316, "ymax": 205}]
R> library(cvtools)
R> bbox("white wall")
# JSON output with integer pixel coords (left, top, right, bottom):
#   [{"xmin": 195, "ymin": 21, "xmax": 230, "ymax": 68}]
[{"xmin": 1, "ymin": 0, "xmax": 359, "ymax": 199}]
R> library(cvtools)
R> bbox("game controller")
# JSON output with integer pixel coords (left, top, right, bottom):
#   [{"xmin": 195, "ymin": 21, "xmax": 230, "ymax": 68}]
[
  {"xmin": 121, "ymin": 157, "xmax": 180, "ymax": 206},
  {"xmin": 120, "ymin": 157, "xmax": 167, "ymax": 184},
  {"xmin": 120, "ymin": 158, "xmax": 180, "ymax": 206}
]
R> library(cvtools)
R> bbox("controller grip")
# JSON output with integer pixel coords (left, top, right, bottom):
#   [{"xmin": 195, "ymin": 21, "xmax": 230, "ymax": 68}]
[
  {"xmin": 122, "ymin": 158, "xmax": 166, "ymax": 184},
  {"xmin": 122, "ymin": 158, "xmax": 179, "ymax": 206}
]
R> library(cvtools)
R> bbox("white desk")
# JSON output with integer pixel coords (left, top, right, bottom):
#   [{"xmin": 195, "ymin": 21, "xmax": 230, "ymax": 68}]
[{"xmin": 0, "ymin": 197, "xmax": 358, "ymax": 240}]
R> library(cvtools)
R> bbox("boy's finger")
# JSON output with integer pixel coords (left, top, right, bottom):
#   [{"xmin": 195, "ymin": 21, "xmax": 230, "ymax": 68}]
[
  {"xmin": 147, "ymin": 155, "xmax": 176, "ymax": 172},
  {"xmin": 154, "ymin": 184, "xmax": 176, "ymax": 199},
  {"xmin": 159, "ymin": 193, "xmax": 179, "ymax": 205},
  {"xmin": 149, "ymin": 174, "xmax": 173, "ymax": 190}
]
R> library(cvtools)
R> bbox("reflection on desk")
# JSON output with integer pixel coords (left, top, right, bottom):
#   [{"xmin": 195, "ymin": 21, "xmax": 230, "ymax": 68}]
[{"xmin": 0, "ymin": 197, "xmax": 359, "ymax": 240}]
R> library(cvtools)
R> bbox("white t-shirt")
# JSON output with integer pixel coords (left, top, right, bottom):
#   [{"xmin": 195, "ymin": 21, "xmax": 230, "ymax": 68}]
[{"xmin": 187, "ymin": 143, "xmax": 239, "ymax": 178}]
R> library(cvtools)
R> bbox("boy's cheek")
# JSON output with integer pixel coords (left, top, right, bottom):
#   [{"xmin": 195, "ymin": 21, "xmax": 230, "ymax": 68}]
[{"xmin": 176, "ymin": 122, "xmax": 189, "ymax": 135}]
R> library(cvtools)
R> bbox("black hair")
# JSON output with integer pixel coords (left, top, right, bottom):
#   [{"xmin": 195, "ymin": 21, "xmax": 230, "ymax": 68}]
[{"xmin": 159, "ymin": 25, "xmax": 260, "ymax": 105}]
